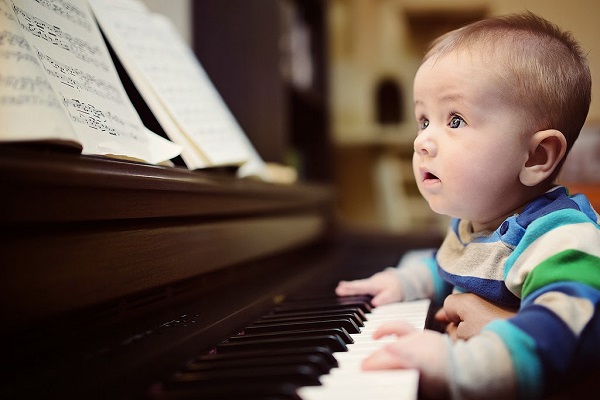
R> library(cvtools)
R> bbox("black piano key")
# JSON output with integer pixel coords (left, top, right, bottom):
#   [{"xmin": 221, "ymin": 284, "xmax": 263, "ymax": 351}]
[
  {"xmin": 245, "ymin": 319, "xmax": 361, "ymax": 335},
  {"xmin": 230, "ymin": 327, "xmax": 354, "ymax": 345},
  {"xmin": 256, "ymin": 310, "xmax": 365, "ymax": 325},
  {"xmin": 193, "ymin": 346, "xmax": 338, "ymax": 369},
  {"xmin": 184, "ymin": 353, "xmax": 332, "ymax": 375},
  {"xmin": 277, "ymin": 296, "xmax": 372, "ymax": 306},
  {"xmin": 273, "ymin": 300, "xmax": 372, "ymax": 314},
  {"xmin": 270, "ymin": 305, "xmax": 367, "ymax": 320},
  {"xmin": 150, "ymin": 293, "xmax": 377, "ymax": 400},
  {"xmin": 165, "ymin": 364, "xmax": 321, "ymax": 389},
  {"xmin": 341, "ymin": 294, "xmax": 373, "ymax": 303},
  {"xmin": 280, "ymin": 295, "xmax": 372, "ymax": 307},
  {"xmin": 253, "ymin": 315, "xmax": 363, "ymax": 331},
  {"xmin": 285, "ymin": 290, "xmax": 373, "ymax": 303},
  {"xmin": 217, "ymin": 334, "xmax": 347, "ymax": 353}
]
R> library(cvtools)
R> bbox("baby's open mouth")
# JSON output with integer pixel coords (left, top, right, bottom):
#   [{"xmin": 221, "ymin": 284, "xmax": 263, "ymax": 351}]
[{"xmin": 424, "ymin": 172, "xmax": 439, "ymax": 180}]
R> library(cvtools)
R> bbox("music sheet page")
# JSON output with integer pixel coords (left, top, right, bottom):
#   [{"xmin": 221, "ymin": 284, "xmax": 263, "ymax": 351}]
[
  {"xmin": 5, "ymin": 0, "xmax": 180, "ymax": 164},
  {"xmin": 0, "ymin": 0, "xmax": 78, "ymax": 146},
  {"xmin": 89, "ymin": 0, "xmax": 267, "ymax": 174}
]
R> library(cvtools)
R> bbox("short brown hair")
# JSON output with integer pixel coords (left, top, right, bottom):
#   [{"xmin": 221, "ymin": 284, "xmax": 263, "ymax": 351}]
[{"xmin": 424, "ymin": 12, "xmax": 591, "ymax": 160}]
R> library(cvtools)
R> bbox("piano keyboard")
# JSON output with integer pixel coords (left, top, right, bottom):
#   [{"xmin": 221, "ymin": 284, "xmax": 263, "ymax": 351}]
[
  {"xmin": 297, "ymin": 300, "xmax": 430, "ymax": 400},
  {"xmin": 148, "ymin": 294, "xmax": 430, "ymax": 400}
]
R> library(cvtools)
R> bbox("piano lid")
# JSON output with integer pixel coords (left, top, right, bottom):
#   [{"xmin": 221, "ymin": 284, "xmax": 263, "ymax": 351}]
[{"xmin": 0, "ymin": 145, "xmax": 333, "ymax": 224}]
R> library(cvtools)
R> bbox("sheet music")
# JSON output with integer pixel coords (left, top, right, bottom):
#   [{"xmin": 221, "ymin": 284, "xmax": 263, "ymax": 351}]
[
  {"xmin": 0, "ymin": 0, "xmax": 77, "ymax": 145},
  {"xmin": 7, "ymin": 0, "xmax": 180, "ymax": 164},
  {"xmin": 89, "ymin": 0, "xmax": 267, "ymax": 174}
]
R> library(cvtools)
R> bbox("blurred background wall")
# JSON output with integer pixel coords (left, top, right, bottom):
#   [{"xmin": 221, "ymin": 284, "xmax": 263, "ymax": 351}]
[{"xmin": 141, "ymin": 0, "xmax": 600, "ymax": 235}]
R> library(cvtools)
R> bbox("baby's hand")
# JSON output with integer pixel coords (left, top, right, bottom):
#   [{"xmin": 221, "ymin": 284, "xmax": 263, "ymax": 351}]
[
  {"xmin": 335, "ymin": 269, "xmax": 402, "ymax": 306},
  {"xmin": 435, "ymin": 293, "xmax": 518, "ymax": 340},
  {"xmin": 361, "ymin": 321, "xmax": 450, "ymax": 399}
]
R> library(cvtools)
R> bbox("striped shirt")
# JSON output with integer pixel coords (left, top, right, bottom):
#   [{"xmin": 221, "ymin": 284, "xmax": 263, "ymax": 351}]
[{"xmin": 396, "ymin": 186, "xmax": 600, "ymax": 399}]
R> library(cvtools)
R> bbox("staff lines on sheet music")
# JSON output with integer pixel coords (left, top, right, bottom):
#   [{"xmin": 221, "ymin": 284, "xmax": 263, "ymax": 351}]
[
  {"xmin": 1, "ymin": 48, "xmax": 39, "ymax": 64},
  {"xmin": 103, "ymin": 12, "xmax": 242, "ymax": 137},
  {"xmin": 0, "ymin": 83, "xmax": 61, "ymax": 106},
  {"xmin": 37, "ymin": 50, "xmax": 122, "ymax": 103},
  {"xmin": 0, "ymin": 93, "xmax": 60, "ymax": 106},
  {"xmin": 0, "ymin": 0, "xmax": 171, "ymax": 163},
  {"xmin": 0, "ymin": 28, "xmax": 31, "ymax": 51},
  {"xmin": 31, "ymin": 0, "xmax": 91, "ymax": 31},
  {"xmin": 136, "ymin": 61, "xmax": 240, "ymax": 140},
  {"xmin": 100, "ymin": 12, "xmax": 245, "ymax": 146},
  {"xmin": 0, "ymin": 73, "xmax": 52, "ymax": 92},
  {"xmin": 1, "ymin": 27, "xmax": 41, "ymax": 67},
  {"xmin": 0, "ymin": 2, "xmax": 63, "ymax": 108},
  {"xmin": 89, "ymin": 0, "xmax": 254, "ymax": 165},
  {"xmin": 112, "ymin": 20, "xmax": 159, "ymax": 40},
  {"xmin": 63, "ymin": 96, "xmax": 144, "ymax": 140},
  {"xmin": 124, "ymin": 39, "xmax": 188, "ymax": 61},
  {"xmin": 13, "ymin": 4, "xmax": 108, "ymax": 72},
  {"xmin": 102, "ymin": 18, "xmax": 240, "ymax": 141}
]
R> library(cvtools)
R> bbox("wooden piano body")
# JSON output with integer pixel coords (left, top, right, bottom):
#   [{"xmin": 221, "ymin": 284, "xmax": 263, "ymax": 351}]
[{"xmin": 0, "ymin": 146, "xmax": 441, "ymax": 399}]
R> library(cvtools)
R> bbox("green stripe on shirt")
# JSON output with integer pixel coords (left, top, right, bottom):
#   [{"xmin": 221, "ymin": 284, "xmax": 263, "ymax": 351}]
[{"xmin": 522, "ymin": 250, "xmax": 600, "ymax": 298}]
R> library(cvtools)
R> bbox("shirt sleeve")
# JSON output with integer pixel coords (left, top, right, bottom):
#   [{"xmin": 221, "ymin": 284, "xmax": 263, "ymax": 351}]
[
  {"xmin": 489, "ymin": 281, "xmax": 600, "ymax": 398},
  {"xmin": 445, "ymin": 285, "xmax": 600, "ymax": 400},
  {"xmin": 447, "ymin": 330, "xmax": 518, "ymax": 400},
  {"xmin": 390, "ymin": 248, "xmax": 446, "ymax": 302},
  {"xmin": 490, "ymin": 209, "xmax": 600, "ymax": 398}
]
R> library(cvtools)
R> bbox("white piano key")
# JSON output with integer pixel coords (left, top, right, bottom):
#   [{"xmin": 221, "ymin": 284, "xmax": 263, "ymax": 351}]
[
  {"xmin": 298, "ymin": 370, "xmax": 419, "ymax": 400},
  {"xmin": 297, "ymin": 299, "xmax": 430, "ymax": 400}
]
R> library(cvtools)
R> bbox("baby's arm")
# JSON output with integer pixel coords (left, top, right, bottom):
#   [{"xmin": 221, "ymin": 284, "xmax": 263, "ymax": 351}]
[
  {"xmin": 361, "ymin": 321, "xmax": 451, "ymax": 399},
  {"xmin": 364, "ymin": 286, "xmax": 600, "ymax": 399},
  {"xmin": 362, "ymin": 322, "xmax": 518, "ymax": 399},
  {"xmin": 336, "ymin": 248, "xmax": 437, "ymax": 306}
]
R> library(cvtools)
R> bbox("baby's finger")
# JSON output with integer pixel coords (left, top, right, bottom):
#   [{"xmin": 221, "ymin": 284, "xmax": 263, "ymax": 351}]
[
  {"xmin": 361, "ymin": 345, "xmax": 411, "ymax": 370},
  {"xmin": 335, "ymin": 281, "xmax": 356, "ymax": 296},
  {"xmin": 445, "ymin": 322, "xmax": 459, "ymax": 341},
  {"xmin": 335, "ymin": 279, "xmax": 374, "ymax": 296},
  {"xmin": 372, "ymin": 320, "xmax": 416, "ymax": 339},
  {"xmin": 434, "ymin": 307, "xmax": 450, "ymax": 323},
  {"xmin": 440, "ymin": 294, "xmax": 467, "ymax": 325},
  {"xmin": 371, "ymin": 290, "xmax": 396, "ymax": 306}
]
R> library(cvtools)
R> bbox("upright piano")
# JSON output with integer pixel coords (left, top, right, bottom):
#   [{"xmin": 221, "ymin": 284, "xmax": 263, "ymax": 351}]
[{"xmin": 0, "ymin": 146, "xmax": 442, "ymax": 399}]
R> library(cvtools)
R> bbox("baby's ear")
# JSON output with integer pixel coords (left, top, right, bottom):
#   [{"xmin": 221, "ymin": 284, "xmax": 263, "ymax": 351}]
[{"xmin": 519, "ymin": 129, "xmax": 567, "ymax": 186}]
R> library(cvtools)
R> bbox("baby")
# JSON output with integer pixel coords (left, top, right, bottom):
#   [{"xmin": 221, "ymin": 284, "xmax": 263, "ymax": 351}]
[{"xmin": 336, "ymin": 12, "xmax": 600, "ymax": 399}]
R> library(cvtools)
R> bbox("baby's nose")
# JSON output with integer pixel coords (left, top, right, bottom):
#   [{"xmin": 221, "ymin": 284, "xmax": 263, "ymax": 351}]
[{"xmin": 414, "ymin": 133, "xmax": 436, "ymax": 157}]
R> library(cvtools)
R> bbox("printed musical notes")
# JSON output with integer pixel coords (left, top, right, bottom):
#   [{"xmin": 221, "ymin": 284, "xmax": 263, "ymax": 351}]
[
  {"xmin": 2, "ymin": 0, "xmax": 275, "ymax": 176},
  {"xmin": 1, "ymin": 0, "xmax": 180, "ymax": 164},
  {"xmin": 0, "ymin": 0, "xmax": 77, "ymax": 144},
  {"xmin": 89, "ymin": 0, "xmax": 268, "ymax": 176}
]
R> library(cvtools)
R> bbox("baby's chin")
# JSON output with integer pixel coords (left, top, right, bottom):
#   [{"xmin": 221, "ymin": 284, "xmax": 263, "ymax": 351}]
[
  {"xmin": 425, "ymin": 201, "xmax": 469, "ymax": 222},
  {"xmin": 421, "ymin": 197, "xmax": 452, "ymax": 217},
  {"xmin": 416, "ymin": 186, "xmax": 473, "ymax": 219}
]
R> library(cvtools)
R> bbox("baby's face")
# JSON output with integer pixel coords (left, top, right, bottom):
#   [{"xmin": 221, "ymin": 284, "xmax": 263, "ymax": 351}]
[{"xmin": 412, "ymin": 50, "xmax": 532, "ymax": 231}]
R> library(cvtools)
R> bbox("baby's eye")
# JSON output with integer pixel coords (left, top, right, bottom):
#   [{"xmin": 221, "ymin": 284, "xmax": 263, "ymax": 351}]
[
  {"xmin": 449, "ymin": 115, "xmax": 466, "ymax": 128},
  {"xmin": 418, "ymin": 118, "xmax": 429, "ymax": 130}
]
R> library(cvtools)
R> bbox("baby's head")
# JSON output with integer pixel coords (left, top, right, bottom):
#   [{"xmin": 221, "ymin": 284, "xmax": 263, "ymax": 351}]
[
  {"xmin": 412, "ymin": 13, "xmax": 591, "ymax": 230},
  {"xmin": 424, "ymin": 12, "xmax": 591, "ymax": 171}
]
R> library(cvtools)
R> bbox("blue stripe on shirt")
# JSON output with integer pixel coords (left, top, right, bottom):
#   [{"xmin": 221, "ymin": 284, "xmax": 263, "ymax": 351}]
[
  {"xmin": 516, "ymin": 186, "xmax": 580, "ymax": 228},
  {"xmin": 502, "ymin": 282, "xmax": 600, "ymax": 394},
  {"xmin": 509, "ymin": 304, "xmax": 576, "ymax": 384},
  {"xmin": 485, "ymin": 319, "xmax": 543, "ymax": 399},
  {"xmin": 426, "ymin": 255, "xmax": 453, "ymax": 305},
  {"xmin": 504, "ymin": 208, "xmax": 595, "ymax": 277},
  {"xmin": 438, "ymin": 267, "xmax": 519, "ymax": 306}
]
